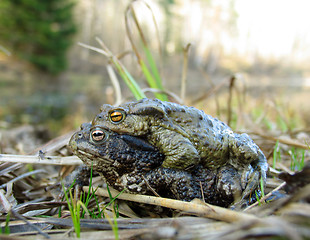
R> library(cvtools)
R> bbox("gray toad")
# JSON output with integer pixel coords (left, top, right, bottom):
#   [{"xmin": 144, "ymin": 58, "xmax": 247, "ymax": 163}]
[{"xmin": 92, "ymin": 98, "xmax": 268, "ymax": 201}]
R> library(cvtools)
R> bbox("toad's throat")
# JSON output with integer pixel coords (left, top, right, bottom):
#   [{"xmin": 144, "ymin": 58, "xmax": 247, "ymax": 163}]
[{"xmin": 77, "ymin": 150, "xmax": 114, "ymax": 164}]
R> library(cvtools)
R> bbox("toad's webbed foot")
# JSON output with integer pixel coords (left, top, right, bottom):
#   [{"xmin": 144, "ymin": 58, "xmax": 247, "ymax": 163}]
[
  {"xmin": 242, "ymin": 149, "xmax": 268, "ymax": 200},
  {"xmin": 228, "ymin": 133, "xmax": 268, "ymax": 206}
]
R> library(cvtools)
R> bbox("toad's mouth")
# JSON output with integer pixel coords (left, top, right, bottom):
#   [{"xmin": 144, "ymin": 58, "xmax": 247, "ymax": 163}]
[{"xmin": 76, "ymin": 149, "xmax": 114, "ymax": 165}]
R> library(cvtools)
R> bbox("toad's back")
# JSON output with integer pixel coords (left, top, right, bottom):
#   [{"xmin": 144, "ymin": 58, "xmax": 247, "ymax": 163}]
[{"xmin": 149, "ymin": 100, "xmax": 233, "ymax": 166}]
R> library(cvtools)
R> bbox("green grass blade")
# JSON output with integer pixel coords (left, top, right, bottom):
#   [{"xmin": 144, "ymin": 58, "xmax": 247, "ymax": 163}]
[
  {"xmin": 112, "ymin": 207, "xmax": 119, "ymax": 240},
  {"xmin": 112, "ymin": 58, "xmax": 146, "ymax": 100},
  {"xmin": 260, "ymin": 176, "xmax": 265, "ymax": 198},
  {"xmin": 62, "ymin": 182, "xmax": 81, "ymax": 238},
  {"xmin": 273, "ymin": 140, "xmax": 279, "ymax": 169},
  {"xmin": 143, "ymin": 46, "xmax": 161, "ymax": 87},
  {"xmin": 139, "ymin": 59, "xmax": 165, "ymax": 101},
  {"xmin": 255, "ymin": 191, "xmax": 261, "ymax": 206},
  {"xmin": 142, "ymin": 47, "xmax": 168, "ymax": 101},
  {"xmin": 301, "ymin": 150, "xmax": 305, "ymax": 169},
  {"xmin": 81, "ymin": 163, "xmax": 94, "ymax": 218},
  {"xmin": 125, "ymin": 2, "xmax": 167, "ymax": 101},
  {"xmin": 70, "ymin": 190, "xmax": 81, "ymax": 238},
  {"xmin": 4, "ymin": 212, "xmax": 10, "ymax": 234},
  {"xmin": 104, "ymin": 185, "xmax": 125, "ymax": 212}
]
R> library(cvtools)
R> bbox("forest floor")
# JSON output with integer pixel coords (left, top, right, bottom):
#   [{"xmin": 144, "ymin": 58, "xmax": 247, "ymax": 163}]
[{"xmin": 0, "ymin": 82, "xmax": 310, "ymax": 239}]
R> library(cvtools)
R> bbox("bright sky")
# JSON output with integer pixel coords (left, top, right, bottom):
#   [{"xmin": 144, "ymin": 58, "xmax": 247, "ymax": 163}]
[
  {"xmin": 142, "ymin": 0, "xmax": 310, "ymax": 62},
  {"xmin": 235, "ymin": 0, "xmax": 310, "ymax": 60}
]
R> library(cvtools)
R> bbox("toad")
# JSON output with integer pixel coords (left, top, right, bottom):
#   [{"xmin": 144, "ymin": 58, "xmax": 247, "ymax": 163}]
[
  {"xmin": 69, "ymin": 122, "xmax": 259, "ymax": 206},
  {"xmin": 91, "ymin": 98, "xmax": 268, "ymax": 202}
]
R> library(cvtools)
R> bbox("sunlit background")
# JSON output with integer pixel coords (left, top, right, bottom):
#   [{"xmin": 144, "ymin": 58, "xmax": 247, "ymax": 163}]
[{"xmin": 1, "ymin": 0, "xmax": 310, "ymax": 134}]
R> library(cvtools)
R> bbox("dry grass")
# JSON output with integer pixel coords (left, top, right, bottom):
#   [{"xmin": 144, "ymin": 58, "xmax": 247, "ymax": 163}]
[
  {"xmin": 0, "ymin": 84, "xmax": 309, "ymax": 239},
  {"xmin": 1, "ymin": 2, "xmax": 309, "ymax": 238}
]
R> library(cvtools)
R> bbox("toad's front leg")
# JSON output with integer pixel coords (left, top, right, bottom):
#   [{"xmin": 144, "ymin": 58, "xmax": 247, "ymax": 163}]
[{"xmin": 148, "ymin": 128, "xmax": 200, "ymax": 170}]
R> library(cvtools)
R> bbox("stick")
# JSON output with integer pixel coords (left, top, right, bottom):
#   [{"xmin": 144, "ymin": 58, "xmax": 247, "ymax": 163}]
[
  {"xmin": 83, "ymin": 187, "xmax": 259, "ymax": 223},
  {"xmin": 0, "ymin": 154, "xmax": 82, "ymax": 165}
]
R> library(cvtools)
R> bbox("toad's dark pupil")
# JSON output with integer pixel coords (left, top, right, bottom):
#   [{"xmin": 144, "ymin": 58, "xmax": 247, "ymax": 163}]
[
  {"xmin": 110, "ymin": 111, "xmax": 123, "ymax": 122},
  {"xmin": 92, "ymin": 130, "xmax": 105, "ymax": 141}
]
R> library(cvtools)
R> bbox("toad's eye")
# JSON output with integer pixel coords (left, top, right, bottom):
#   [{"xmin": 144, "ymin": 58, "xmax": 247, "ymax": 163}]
[
  {"xmin": 90, "ymin": 128, "xmax": 108, "ymax": 143},
  {"xmin": 109, "ymin": 109, "xmax": 126, "ymax": 124}
]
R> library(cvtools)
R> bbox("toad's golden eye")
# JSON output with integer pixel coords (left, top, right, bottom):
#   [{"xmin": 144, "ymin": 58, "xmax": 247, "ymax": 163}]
[
  {"xmin": 90, "ymin": 128, "xmax": 108, "ymax": 143},
  {"xmin": 109, "ymin": 109, "xmax": 126, "ymax": 124}
]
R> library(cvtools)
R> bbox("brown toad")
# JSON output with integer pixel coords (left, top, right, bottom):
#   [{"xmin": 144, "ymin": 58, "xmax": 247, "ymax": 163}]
[
  {"xmin": 69, "ymin": 123, "xmax": 258, "ymax": 207},
  {"xmin": 92, "ymin": 98, "xmax": 268, "ymax": 201}
]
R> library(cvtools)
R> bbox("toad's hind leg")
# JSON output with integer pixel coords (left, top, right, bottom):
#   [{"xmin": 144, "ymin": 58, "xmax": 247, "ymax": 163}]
[
  {"xmin": 142, "ymin": 167, "xmax": 202, "ymax": 201},
  {"xmin": 216, "ymin": 164, "xmax": 243, "ymax": 201},
  {"xmin": 229, "ymin": 133, "xmax": 269, "ymax": 205},
  {"xmin": 240, "ymin": 150, "xmax": 268, "ymax": 202}
]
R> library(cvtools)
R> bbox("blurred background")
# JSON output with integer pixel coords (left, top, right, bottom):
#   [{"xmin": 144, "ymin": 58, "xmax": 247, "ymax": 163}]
[{"xmin": 0, "ymin": 0, "xmax": 309, "ymax": 138}]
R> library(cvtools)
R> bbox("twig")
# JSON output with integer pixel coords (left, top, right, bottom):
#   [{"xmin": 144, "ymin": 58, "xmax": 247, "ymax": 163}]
[
  {"xmin": 199, "ymin": 181, "xmax": 205, "ymax": 203},
  {"xmin": 0, "ymin": 154, "xmax": 82, "ymax": 165},
  {"xmin": 11, "ymin": 209, "xmax": 50, "ymax": 239},
  {"xmin": 227, "ymin": 75, "xmax": 236, "ymax": 126},
  {"xmin": 234, "ymin": 73, "xmax": 247, "ymax": 129},
  {"xmin": 106, "ymin": 64, "xmax": 122, "ymax": 106},
  {"xmin": 0, "ymin": 45, "xmax": 11, "ymax": 56},
  {"xmin": 0, "ymin": 190, "xmax": 50, "ymax": 238},
  {"xmin": 84, "ymin": 186, "xmax": 259, "ymax": 223},
  {"xmin": 125, "ymin": 3, "xmax": 143, "ymax": 60},
  {"xmin": 0, "ymin": 189, "xmax": 12, "ymax": 212},
  {"xmin": 141, "ymin": 175, "xmax": 160, "ymax": 197},
  {"xmin": 245, "ymin": 131, "xmax": 309, "ymax": 150},
  {"xmin": 244, "ymin": 182, "xmax": 286, "ymax": 211},
  {"xmin": 29, "ymin": 131, "xmax": 74, "ymax": 155},
  {"xmin": 142, "ymin": 88, "xmax": 183, "ymax": 104},
  {"xmin": 78, "ymin": 42, "xmax": 109, "ymax": 57},
  {"xmin": 0, "ymin": 169, "xmax": 47, "ymax": 189},
  {"xmin": 0, "ymin": 163, "xmax": 23, "ymax": 176},
  {"xmin": 180, "ymin": 43, "xmax": 191, "ymax": 101},
  {"xmin": 191, "ymin": 77, "xmax": 227, "ymax": 105}
]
